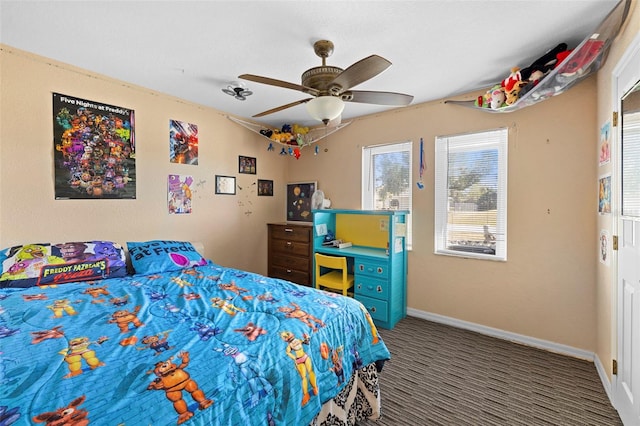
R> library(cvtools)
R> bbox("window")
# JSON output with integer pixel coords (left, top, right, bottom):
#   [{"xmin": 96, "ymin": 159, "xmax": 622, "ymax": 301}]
[
  {"xmin": 434, "ymin": 129, "xmax": 508, "ymax": 260},
  {"xmin": 362, "ymin": 141, "xmax": 412, "ymax": 248},
  {"xmin": 622, "ymin": 106, "xmax": 640, "ymax": 217}
]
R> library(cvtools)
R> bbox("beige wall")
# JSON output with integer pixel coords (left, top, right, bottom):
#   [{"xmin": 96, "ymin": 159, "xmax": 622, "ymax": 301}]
[
  {"xmin": 595, "ymin": 1, "xmax": 640, "ymax": 380},
  {"xmin": 0, "ymin": 45, "xmax": 288, "ymax": 274},
  {"xmin": 2, "ymin": 2, "xmax": 639, "ymax": 370},
  {"xmin": 291, "ymin": 79, "xmax": 599, "ymax": 351}
]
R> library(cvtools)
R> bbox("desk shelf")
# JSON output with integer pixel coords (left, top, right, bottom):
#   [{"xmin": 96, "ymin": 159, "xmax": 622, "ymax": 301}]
[{"xmin": 313, "ymin": 209, "xmax": 408, "ymax": 329}]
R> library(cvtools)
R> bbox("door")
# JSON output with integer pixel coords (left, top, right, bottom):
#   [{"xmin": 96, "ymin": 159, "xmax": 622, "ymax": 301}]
[{"xmin": 615, "ymin": 34, "xmax": 640, "ymax": 425}]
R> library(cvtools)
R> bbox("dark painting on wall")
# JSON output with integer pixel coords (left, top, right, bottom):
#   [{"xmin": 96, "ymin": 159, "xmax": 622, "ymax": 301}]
[{"xmin": 53, "ymin": 93, "xmax": 136, "ymax": 199}]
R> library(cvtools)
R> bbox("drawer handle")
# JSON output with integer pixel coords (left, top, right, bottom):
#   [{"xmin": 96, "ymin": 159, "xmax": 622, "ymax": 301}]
[
  {"xmin": 286, "ymin": 269, "xmax": 292, "ymax": 273},
  {"xmin": 377, "ymin": 267, "xmax": 383, "ymax": 274},
  {"xmin": 367, "ymin": 285, "xmax": 373, "ymax": 290},
  {"xmin": 377, "ymin": 285, "xmax": 382, "ymax": 293},
  {"xmin": 370, "ymin": 306, "xmax": 377, "ymax": 313},
  {"xmin": 286, "ymin": 241, "xmax": 292, "ymax": 246},
  {"xmin": 284, "ymin": 228, "xmax": 294, "ymax": 232},
  {"xmin": 357, "ymin": 284, "xmax": 362, "ymax": 289}
]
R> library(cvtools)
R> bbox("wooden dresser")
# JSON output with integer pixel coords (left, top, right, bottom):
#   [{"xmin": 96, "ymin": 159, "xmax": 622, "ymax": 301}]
[{"xmin": 267, "ymin": 223, "xmax": 313, "ymax": 286}]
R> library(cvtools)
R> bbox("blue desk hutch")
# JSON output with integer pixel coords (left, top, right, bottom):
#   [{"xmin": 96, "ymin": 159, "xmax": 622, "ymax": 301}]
[{"xmin": 312, "ymin": 209, "xmax": 408, "ymax": 329}]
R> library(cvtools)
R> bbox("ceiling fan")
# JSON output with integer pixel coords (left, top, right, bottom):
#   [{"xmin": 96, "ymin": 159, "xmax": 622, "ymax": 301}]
[{"xmin": 239, "ymin": 40, "xmax": 414, "ymax": 124}]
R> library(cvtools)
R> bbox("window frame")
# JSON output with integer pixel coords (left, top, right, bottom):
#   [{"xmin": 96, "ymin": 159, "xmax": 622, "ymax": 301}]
[
  {"xmin": 362, "ymin": 141, "xmax": 413, "ymax": 249},
  {"xmin": 434, "ymin": 128, "xmax": 508, "ymax": 261}
]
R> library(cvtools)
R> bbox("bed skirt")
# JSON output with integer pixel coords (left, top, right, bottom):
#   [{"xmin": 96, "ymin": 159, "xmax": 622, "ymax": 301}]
[{"xmin": 311, "ymin": 362, "xmax": 382, "ymax": 425}]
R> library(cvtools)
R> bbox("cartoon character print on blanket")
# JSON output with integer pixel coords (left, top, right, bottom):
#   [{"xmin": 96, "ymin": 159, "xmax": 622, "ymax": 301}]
[{"xmin": 0, "ymin": 263, "xmax": 390, "ymax": 425}]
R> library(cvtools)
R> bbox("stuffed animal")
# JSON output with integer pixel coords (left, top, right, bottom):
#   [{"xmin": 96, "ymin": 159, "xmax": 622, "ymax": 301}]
[
  {"xmin": 520, "ymin": 43, "xmax": 569, "ymax": 82},
  {"xmin": 475, "ymin": 91, "xmax": 491, "ymax": 108},
  {"xmin": 476, "ymin": 84, "xmax": 507, "ymax": 109},
  {"xmin": 505, "ymin": 80, "xmax": 528, "ymax": 105},
  {"xmin": 502, "ymin": 42, "xmax": 569, "ymax": 104},
  {"xmin": 559, "ymin": 39, "xmax": 604, "ymax": 77},
  {"xmin": 488, "ymin": 85, "xmax": 506, "ymax": 110}
]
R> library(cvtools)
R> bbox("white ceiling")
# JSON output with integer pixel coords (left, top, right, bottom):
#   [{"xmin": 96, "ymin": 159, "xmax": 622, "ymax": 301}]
[{"xmin": 0, "ymin": 0, "xmax": 621, "ymax": 128}]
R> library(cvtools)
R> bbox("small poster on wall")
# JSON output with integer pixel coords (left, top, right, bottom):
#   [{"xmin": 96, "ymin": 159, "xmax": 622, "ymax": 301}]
[
  {"xmin": 170, "ymin": 120, "xmax": 198, "ymax": 165},
  {"xmin": 599, "ymin": 120, "xmax": 611, "ymax": 166},
  {"xmin": 286, "ymin": 181, "xmax": 316, "ymax": 223},
  {"xmin": 598, "ymin": 174, "xmax": 612, "ymax": 214},
  {"xmin": 168, "ymin": 174, "xmax": 193, "ymax": 214},
  {"xmin": 53, "ymin": 93, "xmax": 136, "ymax": 199},
  {"xmin": 600, "ymin": 229, "xmax": 610, "ymax": 265}
]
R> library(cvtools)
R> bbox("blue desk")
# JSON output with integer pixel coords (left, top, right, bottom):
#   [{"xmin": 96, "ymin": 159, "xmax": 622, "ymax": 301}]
[{"xmin": 312, "ymin": 209, "xmax": 408, "ymax": 329}]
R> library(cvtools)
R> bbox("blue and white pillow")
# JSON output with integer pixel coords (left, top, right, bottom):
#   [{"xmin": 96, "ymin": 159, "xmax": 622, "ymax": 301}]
[{"xmin": 127, "ymin": 240, "xmax": 207, "ymax": 275}]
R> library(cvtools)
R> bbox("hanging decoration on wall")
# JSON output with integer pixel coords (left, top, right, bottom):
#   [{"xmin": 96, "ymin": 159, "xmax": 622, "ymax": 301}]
[
  {"xmin": 600, "ymin": 229, "xmax": 610, "ymax": 266},
  {"xmin": 169, "ymin": 120, "xmax": 198, "ymax": 165},
  {"xmin": 227, "ymin": 116, "xmax": 350, "ymax": 158},
  {"xmin": 53, "ymin": 93, "xmax": 136, "ymax": 199},
  {"xmin": 417, "ymin": 137, "xmax": 425, "ymax": 189},
  {"xmin": 598, "ymin": 173, "xmax": 611, "ymax": 214},
  {"xmin": 168, "ymin": 174, "xmax": 193, "ymax": 214},
  {"xmin": 599, "ymin": 120, "xmax": 611, "ymax": 166}
]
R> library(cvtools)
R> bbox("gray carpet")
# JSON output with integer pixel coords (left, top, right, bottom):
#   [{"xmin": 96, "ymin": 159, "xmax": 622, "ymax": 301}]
[{"xmin": 363, "ymin": 316, "xmax": 622, "ymax": 425}]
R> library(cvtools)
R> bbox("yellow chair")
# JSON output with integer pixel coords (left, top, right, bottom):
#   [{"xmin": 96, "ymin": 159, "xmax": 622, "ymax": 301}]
[{"xmin": 315, "ymin": 253, "xmax": 354, "ymax": 296}]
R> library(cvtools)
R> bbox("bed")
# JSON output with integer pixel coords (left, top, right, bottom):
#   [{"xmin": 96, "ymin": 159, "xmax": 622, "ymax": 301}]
[{"xmin": 0, "ymin": 240, "xmax": 390, "ymax": 425}]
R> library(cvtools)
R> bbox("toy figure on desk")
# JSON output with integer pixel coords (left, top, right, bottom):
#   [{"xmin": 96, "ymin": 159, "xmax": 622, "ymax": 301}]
[{"xmin": 323, "ymin": 231, "xmax": 335, "ymax": 244}]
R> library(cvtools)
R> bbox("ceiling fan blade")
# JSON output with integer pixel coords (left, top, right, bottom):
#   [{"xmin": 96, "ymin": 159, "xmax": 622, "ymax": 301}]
[
  {"xmin": 252, "ymin": 98, "xmax": 313, "ymax": 117},
  {"xmin": 344, "ymin": 90, "xmax": 414, "ymax": 106},
  {"xmin": 239, "ymin": 74, "xmax": 319, "ymax": 96},
  {"xmin": 329, "ymin": 55, "xmax": 392, "ymax": 92}
]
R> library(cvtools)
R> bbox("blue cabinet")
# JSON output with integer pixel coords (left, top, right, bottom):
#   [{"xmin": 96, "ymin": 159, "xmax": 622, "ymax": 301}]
[{"xmin": 312, "ymin": 209, "xmax": 408, "ymax": 329}]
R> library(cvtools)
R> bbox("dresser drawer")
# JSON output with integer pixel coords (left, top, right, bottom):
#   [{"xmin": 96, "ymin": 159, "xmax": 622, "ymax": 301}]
[
  {"xmin": 270, "ymin": 265, "xmax": 310, "ymax": 286},
  {"xmin": 271, "ymin": 253, "xmax": 310, "ymax": 272},
  {"xmin": 271, "ymin": 239, "xmax": 310, "ymax": 257},
  {"xmin": 355, "ymin": 275, "xmax": 389, "ymax": 300},
  {"xmin": 356, "ymin": 294, "xmax": 388, "ymax": 323},
  {"xmin": 269, "ymin": 225, "xmax": 311, "ymax": 242},
  {"xmin": 355, "ymin": 259, "xmax": 388, "ymax": 279}
]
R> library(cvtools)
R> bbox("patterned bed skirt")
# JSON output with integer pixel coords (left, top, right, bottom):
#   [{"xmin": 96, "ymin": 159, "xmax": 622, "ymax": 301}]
[{"xmin": 311, "ymin": 362, "xmax": 382, "ymax": 425}]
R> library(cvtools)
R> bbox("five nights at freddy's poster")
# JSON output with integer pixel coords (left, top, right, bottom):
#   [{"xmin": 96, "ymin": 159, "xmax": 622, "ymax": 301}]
[{"xmin": 53, "ymin": 93, "xmax": 136, "ymax": 199}]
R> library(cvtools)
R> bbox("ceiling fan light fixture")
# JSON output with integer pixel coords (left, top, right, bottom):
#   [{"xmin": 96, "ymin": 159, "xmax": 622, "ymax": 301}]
[
  {"xmin": 222, "ymin": 82, "xmax": 252, "ymax": 101},
  {"xmin": 306, "ymin": 96, "xmax": 345, "ymax": 125}
]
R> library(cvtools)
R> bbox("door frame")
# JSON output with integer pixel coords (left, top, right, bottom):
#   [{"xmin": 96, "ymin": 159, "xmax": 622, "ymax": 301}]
[{"xmin": 612, "ymin": 31, "xmax": 640, "ymax": 420}]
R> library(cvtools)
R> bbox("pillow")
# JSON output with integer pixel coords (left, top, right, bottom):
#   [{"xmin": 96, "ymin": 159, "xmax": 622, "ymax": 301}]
[
  {"xmin": 127, "ymin": 240, "xmax": 207, "ymax": 275},
  {"xmin": 0, "ymin": 241, "xmax": 127, "ymax": 288}
]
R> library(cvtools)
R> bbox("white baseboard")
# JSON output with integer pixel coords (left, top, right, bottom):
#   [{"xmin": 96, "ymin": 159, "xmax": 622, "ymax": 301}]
[
  {"xmin": 406, "ymin": 308, "xmax": 616, "ymax": 405},
  {"xmin": 594, "ymin": 352, "xmax": 614, "ymax": 403},
  {"xmin": 407, "ymin": 307, "xmax": 595, "ymax": 360}
]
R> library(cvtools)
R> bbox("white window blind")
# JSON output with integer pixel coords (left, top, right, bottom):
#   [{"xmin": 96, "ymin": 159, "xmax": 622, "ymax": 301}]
[
  {"xmin": 362, "ymin": 141, "xmax": 412, "ymax": 248},
  {"xmin": 434, "ymin": 129, "xmax": 508, "ymax": 260},
  {"xmin": 622, "ymin": 110, "xmax": 640, "ymax": 217}
]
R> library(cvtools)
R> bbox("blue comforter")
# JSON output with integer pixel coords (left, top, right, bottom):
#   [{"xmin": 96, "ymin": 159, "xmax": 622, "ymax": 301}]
[{"xmin": 0, "ymin": 263, "xmax": 389, "ymax": 425}]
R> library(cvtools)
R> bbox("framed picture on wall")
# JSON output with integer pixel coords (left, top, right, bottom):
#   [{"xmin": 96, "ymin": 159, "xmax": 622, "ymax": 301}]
[
  {"xmin": 238, "ymin": 156, "xmax": 256, "ymax": 174},
  {"xmin": 286, "ymin": 181, "xmax": 316, "ymax": 223},
  {"xmin": 258, "ymin": 179, "xmax": 273, "ymax": 196},
  {"xmin": 215, "ymin": 175, "xmax": 236, "ymax": 195}
]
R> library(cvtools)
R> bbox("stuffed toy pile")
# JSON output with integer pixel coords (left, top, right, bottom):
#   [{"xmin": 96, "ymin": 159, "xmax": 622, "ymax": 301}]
[{"xmin": 476, "ymin": 42, "xmax": 572, "ymax": 109}]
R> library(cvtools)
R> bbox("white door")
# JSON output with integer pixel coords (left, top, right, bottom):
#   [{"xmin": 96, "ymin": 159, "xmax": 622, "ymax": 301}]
[
  {"xmin": 617, "ymin": 219, "xmax": 640, "ymax": 424},
  {"xmin": 615, "ymin": 33, "xmax": 640, "ymax": 425}
]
